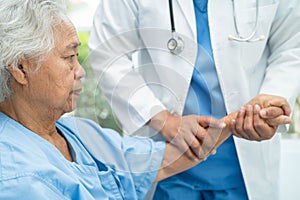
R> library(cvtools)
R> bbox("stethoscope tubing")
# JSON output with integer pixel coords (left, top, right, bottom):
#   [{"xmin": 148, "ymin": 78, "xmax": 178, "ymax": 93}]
[
  {"xmin": 168, "ymin": 0, "xmax": 264, "ymax": 51},
  {"xmin": 229, "ymin": 0, "xmax": 264, "ymax": 42},
  {"xmin": 168, "ymin": 0, "xmax": 176, "ymax": 33}
]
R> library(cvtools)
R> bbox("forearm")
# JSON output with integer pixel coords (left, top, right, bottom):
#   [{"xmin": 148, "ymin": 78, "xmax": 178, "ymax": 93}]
[
  {"xmin": 147, "ymin": 110, "xmax": 170, "ymax": 132},
  {"xmin": 213, "ymin": 111, "xmax": 238, "ymax": 148},
  {"xmin": 155, "ymin": 142, "xmax": 199, "ymax": 182}
]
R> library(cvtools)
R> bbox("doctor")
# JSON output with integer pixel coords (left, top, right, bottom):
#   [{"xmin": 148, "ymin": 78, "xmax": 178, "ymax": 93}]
[{"xmin": 89, "ymin": 0, "xmax": 300, "ymax": 199}]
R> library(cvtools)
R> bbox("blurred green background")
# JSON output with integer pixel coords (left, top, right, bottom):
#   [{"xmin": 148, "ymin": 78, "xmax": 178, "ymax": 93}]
[{"xmin": 73, "ymin": 32, "xmax": 122, "ymax": 133}]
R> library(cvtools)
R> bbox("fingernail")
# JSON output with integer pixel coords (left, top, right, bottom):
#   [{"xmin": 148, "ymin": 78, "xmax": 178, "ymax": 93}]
[
  {"xmin": 220, "ymin": 122, "xmax": 226, "ymax": 128},
  {"xmin": 260, "ymin": 109, "xmax": 267, "ymax": 117},
  {"xmin": 211, "ymin": 149, "xmax": 217, "ymax": 155},
  {"xmin": 247, "ymin": 105, "xmax": 252, "ymax": 111},
  {"xmin": 254, "ymin": 104, "xmax": 260, "ymax": 112},
  {"xmin": 240, "ymin": 107, "xmax": 245, "ymax": 112},
  {"xmin": 285, "ymin": 117, "xmax": 291, "ymax": 124}
]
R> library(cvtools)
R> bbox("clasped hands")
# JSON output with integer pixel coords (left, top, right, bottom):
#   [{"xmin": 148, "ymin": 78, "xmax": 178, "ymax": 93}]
[{"xmin": 149, "ymin": 94, "xmax": 291, "ymax": 162}]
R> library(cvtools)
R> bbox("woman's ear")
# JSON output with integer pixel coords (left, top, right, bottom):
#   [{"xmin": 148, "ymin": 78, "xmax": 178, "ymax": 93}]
[{"xmin": 7, "ymin": 59, "xmax": 29, "ymax": 85}]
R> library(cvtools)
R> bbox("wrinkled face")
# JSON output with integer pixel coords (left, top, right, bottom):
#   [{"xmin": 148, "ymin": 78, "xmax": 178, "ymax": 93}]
[{"xmin": 26, "ymin": 21, "xmax": 85, "ymax": 114}]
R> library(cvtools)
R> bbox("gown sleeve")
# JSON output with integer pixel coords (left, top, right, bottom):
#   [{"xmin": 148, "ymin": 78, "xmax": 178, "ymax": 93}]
[{"xmin": 59, "ymin": 117, "xmax": 166, "ymax": 199}]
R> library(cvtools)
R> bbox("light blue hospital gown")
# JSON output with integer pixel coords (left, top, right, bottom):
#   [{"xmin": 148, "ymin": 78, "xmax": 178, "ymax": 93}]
[{"xmin": 0, "ymin": 112, "xmax": 165, "ymax": 199}]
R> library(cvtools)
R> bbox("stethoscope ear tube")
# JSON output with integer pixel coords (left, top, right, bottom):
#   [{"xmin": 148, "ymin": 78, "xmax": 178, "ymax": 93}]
[{"xmin": 228, "ymin": 0, "xmax": 265, "ymax": 42}]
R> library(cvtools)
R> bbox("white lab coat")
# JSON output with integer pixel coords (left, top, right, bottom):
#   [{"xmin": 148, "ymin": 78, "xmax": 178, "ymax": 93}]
[{"xmin": 89, "ymin": 0, "xmax": 300, "ymax": 199}]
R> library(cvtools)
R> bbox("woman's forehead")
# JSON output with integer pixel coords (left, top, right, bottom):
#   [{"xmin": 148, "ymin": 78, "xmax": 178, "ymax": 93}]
[{"xmin": 54, "ymin": 21, "xmax": 80, "ymax": 48}]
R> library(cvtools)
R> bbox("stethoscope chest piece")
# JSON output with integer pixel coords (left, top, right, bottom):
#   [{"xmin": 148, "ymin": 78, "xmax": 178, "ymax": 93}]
[{"xmin": 167, "ymin": 35, "xmax": 184, "ymax": 55}]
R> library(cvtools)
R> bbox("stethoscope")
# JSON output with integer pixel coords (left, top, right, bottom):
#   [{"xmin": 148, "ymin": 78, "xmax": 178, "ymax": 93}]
[
  {"xmin": 167, "ymin": 0, "xmax": 184, "ymax": 54},
  {"xmin": 167, "ymin": 0, "xmax": 265, "ymax": 55}
]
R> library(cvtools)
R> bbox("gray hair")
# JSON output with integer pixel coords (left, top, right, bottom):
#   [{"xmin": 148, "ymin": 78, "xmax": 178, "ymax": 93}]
[{"xmin": 0, "ymin": 0, "xmax": 68, "ymax": 102}]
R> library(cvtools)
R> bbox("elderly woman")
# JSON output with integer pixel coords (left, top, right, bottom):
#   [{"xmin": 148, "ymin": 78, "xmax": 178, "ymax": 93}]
[{"xmin": 0, "ymin": 0, "xmax": 291, "ymax": 199}]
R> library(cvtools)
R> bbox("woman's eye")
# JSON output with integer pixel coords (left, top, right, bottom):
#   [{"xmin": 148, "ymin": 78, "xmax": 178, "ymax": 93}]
[
  {"xmin": 66, "ymin": 53, "xmax": 78, "ymax": 62},
  {"xmin": 68, "ymin": 55, "xmax": 75, "ymax": 62}
]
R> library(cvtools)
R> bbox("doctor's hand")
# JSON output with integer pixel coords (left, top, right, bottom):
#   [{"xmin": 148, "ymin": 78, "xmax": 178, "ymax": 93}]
[
  {"xmin": 246, "ymin": 94, "xmax": 291, "ymax": 125},
  {"xmin": 229, "ymin": 94, "xmax": 291, "ymax": 141},
  {"xmin": 148, "ymin": 110, "xmax": 225, "ymax": 161},
  {"xmin": 155, "ymin": 111, "xmax": 246, "ymax": 182}
]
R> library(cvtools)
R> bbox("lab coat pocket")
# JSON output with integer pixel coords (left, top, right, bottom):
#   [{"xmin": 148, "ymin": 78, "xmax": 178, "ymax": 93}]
[
  {"xmin": 238, "ymin": 2, "xmax": 279, "ymax": 41},
  {"xmin": 238, "ymin": 2, "xmax": 279, "ymax": 72}
]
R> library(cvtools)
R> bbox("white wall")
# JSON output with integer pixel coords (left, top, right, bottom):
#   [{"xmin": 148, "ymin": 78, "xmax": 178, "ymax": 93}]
[{"xmin": 280, "ymin": 137, "xmax": 300, "ymax": 200}]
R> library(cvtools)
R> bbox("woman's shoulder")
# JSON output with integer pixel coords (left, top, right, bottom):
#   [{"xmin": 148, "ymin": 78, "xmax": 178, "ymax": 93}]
[
  {"xmin": 0, "ymin": 129, "xmax": 63, "ymax": 183},
  {"xmin": 57, "ymin": 116, "xmax": 122, "ymax": 145},
  {"xmin": 58, "ymin": 116, "xmax": 108, "ymax": 137},
  {"xmin": 57, "ymin": 115, "xmax": 98, "ymax": 127}
]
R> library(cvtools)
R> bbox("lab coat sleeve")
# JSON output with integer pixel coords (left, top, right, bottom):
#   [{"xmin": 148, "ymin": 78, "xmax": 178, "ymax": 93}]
[
  {"xmin": 0, "ymin": 175, "xmax": 68, "ymax": 200},
  {"xmin": 260, "ymin": 0, "xmax": 300, "ymax": 115},
  {"xmin": 88, "ymin": 0, "xmax": 166, "ymax": 134}
]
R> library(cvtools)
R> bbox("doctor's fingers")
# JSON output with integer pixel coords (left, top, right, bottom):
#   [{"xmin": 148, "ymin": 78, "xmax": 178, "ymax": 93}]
[
  {"xmin": 259, "ymin": 106, "xmax": 284, "ymax": 119},
  {"xmin": 231, "ymin": 106, "xmax": 260, "ymax": 140},
  {"xmin": 256, "ymin": 94, "xmax": 291, "ymax": 115},
  {"xmin": 242, "ymin": 105, "xmax": 262, "ymax": 140},
  {"xmin": 199, "ymin": 126, "xmax": 224, "ymax": 156},
  {"xmin": 197, "ymin": 116, "xmax": 226, "ymax": 129},
  {"xmin": 259, "ymin": 106, "xmax": 291, "ymax": 126},
  {"xmin": 252, "ymin": 108, "xmax": 277, "ymax": 141},
  {"xmin": 181, "ymin": 124, "xmax": 213, "ymax": 160},
  {"xmin": 192, "ymin": 125, "xmax": 214, "ymax": 158},
  {"xmin": 188, "ymin": 125, "xmax": 210, "ymax": 159},
  {"xmin": 264, "ymin": 115, "xmax": 291, "ymax": 127},
  {"xmin": 186, "ymin": 117, "xmax": 223, "ymax": 159},
  {"xmin": 230, "ymin": 107, "xmax": 249, "ymax": 139},
  {"xmin": 170, "ymin": 128, "xmax": 202, "ymax": 161},
  {"xmin": 267, "ymin": 97, "xmax": 291, "ymax": 116},
  {"xmin": 170, "ymin": 116, "xmax": 224, "ymax": 160}
]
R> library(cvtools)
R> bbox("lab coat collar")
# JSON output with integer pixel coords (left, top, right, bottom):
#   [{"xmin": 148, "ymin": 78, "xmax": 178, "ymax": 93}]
[{"xmin": 175, "ymin": 0, "xmax": 197, "ymax": 41}]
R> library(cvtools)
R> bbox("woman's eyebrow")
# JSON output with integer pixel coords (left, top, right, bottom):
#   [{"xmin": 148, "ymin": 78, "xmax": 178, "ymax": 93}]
[{"xmin": 66, "ymin": 42, "xmax": 81, "ymax": 50}]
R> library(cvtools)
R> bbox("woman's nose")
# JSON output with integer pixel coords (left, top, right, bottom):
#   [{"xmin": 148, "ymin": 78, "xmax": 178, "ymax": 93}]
[{"xmin": 75, "ymin": 62, "xmax": 86, "ymax": 80}]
